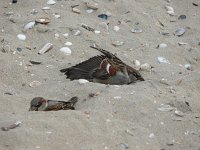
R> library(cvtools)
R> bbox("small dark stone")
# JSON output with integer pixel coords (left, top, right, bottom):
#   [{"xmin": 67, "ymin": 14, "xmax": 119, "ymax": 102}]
[
  {"xmin": 4, "ymin": 92, "xmax": 13, "ymax": 95},
  {"xmin": 98, "ymin": 14, "xmax": 108, "ymax": 20},
  {"xmin": 192, "ymin": 2, "xmax": 198, "ymax": 6},
  {"xmin": 12, "ymin": 0, "xmax": 17, "ymax": 3},
  {"xmin": 29, "ymin": 60, "xmax": 42, "ymax": 65},
  {"xmin": 178, "ymin": 15, "xmax": 186, "ymax": 20},
  {"xmin": 16, "ymin": 47, "xmax": 22, "ymax": 52},
  {"xmin": 198, "ymin": 42, "xmax": 200, "ymax": 46}
]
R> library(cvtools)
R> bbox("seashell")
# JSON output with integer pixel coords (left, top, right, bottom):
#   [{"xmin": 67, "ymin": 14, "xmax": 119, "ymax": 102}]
[
  {"xmin": 94, "ymin": 30, "xmax": 100, "ymax": 34},
  {"xmin": 86, "ymin": 9, "xmax": 94, "ymax": 13},
  {"xmin": 149, "ymin": 133, "xmax": 155, "ymax": 138},
  {"xmin": 60, "ymin": 47, "xmax": 72, "ymax": 55},
  {"xmin": 178, "ymin": 15, "xmax": 186, "ymax": 20},
  {"xmin": 35, "ymin": 17, "xmax": 50, "ymax": 25},
  {"xmin": 157, "ymin": 104, "xmax": 174, "ymax": 112},
  {"xmin": 174, "ymin": 110, "xmax": 184, "ymax": 117},
  {"xmin": 63, "ymin": 33, "xmax": 69, "ymax": 38},
  {"xmin": 133, "ymin": 60, "xmax": 141, "ymax": 67},
  {"xmin": 157, "ymin": 57, "xmax": 170, "ymax": 64},
  {"xmin": 114, "ymin": 26, "xmax": 120, "ymax": 32},
  {"xmin": 131, "ymin": 28, "xmax": 143, "ymax": 33},
  {"xmin": 29, "ymin": 81, "xmax": 42, "ymax": 87},
  {"xmin": 65, "ymin": 42, "xmax": 72, "ymax": 46},
  {"xmin": 140, "ymin": 63, "xmax": 151, "ymax": 71},
  {"xmin": 47, "ymin": 0, "xmax": 56, "ymax": 5},
  {"xmin": 85, "ymin": 2, "xmax": 98, "ymax": 10},
  {"xmin": 160, "ymin": 78, "xmax": 169, "ymax": 85},
  {"xmin": 72, "ymin": 7, "xmax": 81, "ymax": 14},
  {"xmin": 184, "ymin": 64, "xmax": 192, "ymax": 70},
  {"xmin": 166, "ymin": 6, "xmax": 174, "ymax": 15},
  {"xmin": 112, "ymin": 41, "xmax": 124, "ymax": 47},
  {"xmin": 42, "ymin": 7, "xmax": 50, "ymax": 10},
  {"xmin": 24, "ymin": 22, "xmax": 35, "ymax": 30},
  {"xmin": 54, "ymin": 14, "xmax": 60, "ymax": 19},
  {"xmin": 38, "ymin": 43, "xmax": 53, "ymax": 54},
  {"xmin": 71, "ymin": 29, "xmax": 81, "ymax": 36},
  {"xmin": 178, "ymin": 42, "xmax": 188, "ymax": 46},
  {"xmin": 17, "ymin": 34, "xmax": 26, "ymax": 41},
  {"xmin": 158, "ymin": 43, "xmax": 167, "ymax": 48},
  {"xmin": 54, "ymin": 33, "xmax": 59, "ymax": 39},
  {"xmin": 175, "ymin": 28, "xmax": 185, "ymax": 36},
  {"xmin": 78, "ymin": 79, "xmax": 89, "ymax": 84}
]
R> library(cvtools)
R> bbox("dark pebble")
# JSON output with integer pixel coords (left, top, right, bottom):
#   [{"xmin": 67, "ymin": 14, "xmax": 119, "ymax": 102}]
[
  {"xmin": 178, "ymin": 15, "xmax": 186, "ymax": 20},
  {"xmin": 98, "ymin": 14, "xmax": 108, "ymax": 20}
]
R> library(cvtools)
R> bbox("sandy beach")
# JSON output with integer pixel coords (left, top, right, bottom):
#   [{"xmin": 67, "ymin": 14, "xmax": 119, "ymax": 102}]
[{"xmin": 0, "ymin": 0, "xmax": 200, "ymax": 149}]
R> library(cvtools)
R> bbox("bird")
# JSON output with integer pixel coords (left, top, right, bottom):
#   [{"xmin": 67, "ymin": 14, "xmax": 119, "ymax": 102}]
[
  {"xmin": 29, "ymin": 96, "xmax": 78, "ymax": 111},
  {"xmin": 60, "ymin": 46, "xmax": 144, "ymax": 85}
]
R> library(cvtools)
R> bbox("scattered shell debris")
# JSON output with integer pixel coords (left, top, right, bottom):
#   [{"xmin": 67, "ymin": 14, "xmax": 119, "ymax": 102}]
[
  {"xmin": 112, "ymin": 41, "xmax": 124, "ymax": 47},
  {"xmin": 35, "ymin": 17, "xmax": 50, "ymax": 25},
  {"xmin": 131, "ymin": 28, "xmax": 143, "ymax": 33},
  {"xmin": 38, "ymin": 43, "xmax": 53, "ymax": 55},
  {"xmin": 157, "ymin": 104, "xmax": 174, "ymax": 112},
  {"xmin": 140, "ymin": 63, "xmax": 152, "ymax": 71},
  {"xmin": 72, "ymin": 7, "xmax": 81, "ymax": 14},
  {"xmin": 85, "ymin": 2, "xmax": 98, "ymax": 10},
  {"xmin": 158, "ymin": 43, "xmax": 167, "ymax": 48},
  {"xmin": 65, "ymin": 42, "xmax": 72, "ymax": 46},
  {"xmin": 165, "ymin": 6, "xmax": 174, "ymax": 15}
]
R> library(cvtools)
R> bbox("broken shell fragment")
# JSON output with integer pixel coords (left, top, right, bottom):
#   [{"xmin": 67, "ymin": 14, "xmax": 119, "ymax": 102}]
[
  {"xmin": 1, "ymin": 121, "xmax": 22, "ymax": 131},
  {"xmin": 42, "ymin": 7, "xmax": 50, "ymax": 10},
  {"xmin": 29, "ymin": 81, "xmax": 42, "ymax": 87},
  {"xmin": 114, "ymin": 26, "xmax": 120, "ymax": 32},
  {"xmin": 175, "ymin": 28, "xmax": 185, "ymax": 36},
  {"xmin": 157, "ymin": 57, "xmax": 170, "ymax": 64},
  {"xmin": 165, "ymin": 6, "xmax": 174, "ymax": 15},
  {"xmin": 140, "ymin": 63, "xmax": 152, "ymax": 71},
  {"xmin": 71, "ymin": 29, "xmax": 81, "ymax": 36},
  {"xmin": 157, "ymin": 104, "xmax": 174, "ymax": 112},
  {"xmin": 131, "ymin": 28, "xmax": 143, "ymax": 33},
  {"xmin": 38, "ymin": 43, "xmax": 53, "ymax": 55},
  {"xmin": 85, "ymin": 2, "xmax": 98, "ymax": 10},
  {"xmin": 133, "ymin": 60, "xmax": 141, "ymax": 67},
  {"xmin": 72, "ymin": 7, "xmax": 81, "ymax": 14},
  {"xmin": 184, "ymin": 64, "xmax": 192, "ymax": 70},
  {"xmin": 112, "ymin": 41, "xmax": 124, "ymax": 47}
]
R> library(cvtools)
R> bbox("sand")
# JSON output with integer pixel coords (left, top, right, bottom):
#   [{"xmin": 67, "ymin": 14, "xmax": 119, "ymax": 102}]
[{"xmin": 0, "ymin": 0, "xmax": 200, "ymax": 149}]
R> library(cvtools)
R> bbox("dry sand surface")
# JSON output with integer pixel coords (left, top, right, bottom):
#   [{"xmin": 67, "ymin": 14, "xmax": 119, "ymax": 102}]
[{"xmin": 0, "ymin": 0, "xmax": 200, "ymax": 149}]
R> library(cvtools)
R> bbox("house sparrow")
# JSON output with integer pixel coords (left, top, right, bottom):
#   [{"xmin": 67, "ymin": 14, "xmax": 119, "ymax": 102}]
[
  {"xmin": 29, "ymin": 96, "xmax": 78, "ymax": 111},
  {"xmin": 60, "ymin": 46, "xmax": 144, "ymax": 85}
]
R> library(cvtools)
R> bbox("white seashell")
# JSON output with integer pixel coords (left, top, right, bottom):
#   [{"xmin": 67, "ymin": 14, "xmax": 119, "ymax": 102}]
[
  {"xmin": 54, "ymin": 33, "xmax": 59, "ymax": 39},
  {"xmin": 133, "ymin": 60, "xmax": 141, "ymax": 67},
  {"xmin": 78, "ymin": 79, "xmax": 89, "ymax": 84},
  {"xmin": 157, "ymin": 57, "xmax": 170, "ymax": 64},
  {"xmin": 47, "ymin": 0, "xmax": 56, "ymax": 5},
  {"xmin": 160, "ymin": 78, "xmax": 169, "ymax": 85},
  {"xmin": 63, "ymin": 33, "xmax": 69, "ymax": 38},
  {"xmin": 54, "ymin": 14, "xmax": 60, "ymax": 19},
  {"xmin": 114, "ymin": 26, "xmax": 120, "ymax": 32},
  {"xmin": 72, "ymin": 8, "xmax": 81, "ymax": 14},
  {"xmin": 149, "ymin": 133, "xmax": 155, "ymax": 138},
  {"xmin": 94, "ymin": 30, "xmax": 100, "ymax": 34},
  {"xmin": 166, "ymin": 6, "xmax": 174, "ymax": 15},
  {"xmin": 38, "ymin": 43, "xmax": 53, "ymax": 54},
  {"xmin": 174, "ymin": 110, "xmax": 184, "ymax": 117},
  {"xmin": 140, "ymin": 63, "xmax": 151, "ymax": 71},
  {"xmin": 158, "ymin": 43, "xmax": 167, "ymax": 48},
  {"xmin": 60, "ymin": 47, "xmax": 72, "ymax": 55},
  {"xmin": 131, "ymin": 28, "xmax": 143, "ymax": 33},
  {"xmin": 86, "ymin": 9, "xmax": 94, "ymax": 13},
  {"xmin": 42, "ymin": 7, "xmax": 50, "ymax": 10},
  {"xmin": 17, "ymin": 34, "xmax": 26, "ymax": 41},
  {"xmin": 114, "ymin": 96, "xmax": 121, "ymax": 99},
  {"xmin": 29, "ymin": 81, "xmax": 42, "ymax": 87},
  {"xmin": 178, "ymin": 42, "xmax": 188, "ymax": 45},
  {"xmin": 184, "ymin": 64, "xmax": 192, "ymax": 70},
  {"xmin": 65, "ymin": 42, "xmax": 72, "ymax": 46},
  {"xmin": 24, "ymin": 22, "xmax": 35, "ymax": 30},
  {"xmin": 157, "ymin": 104, "xmax": 174, "ymax": 112}
]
